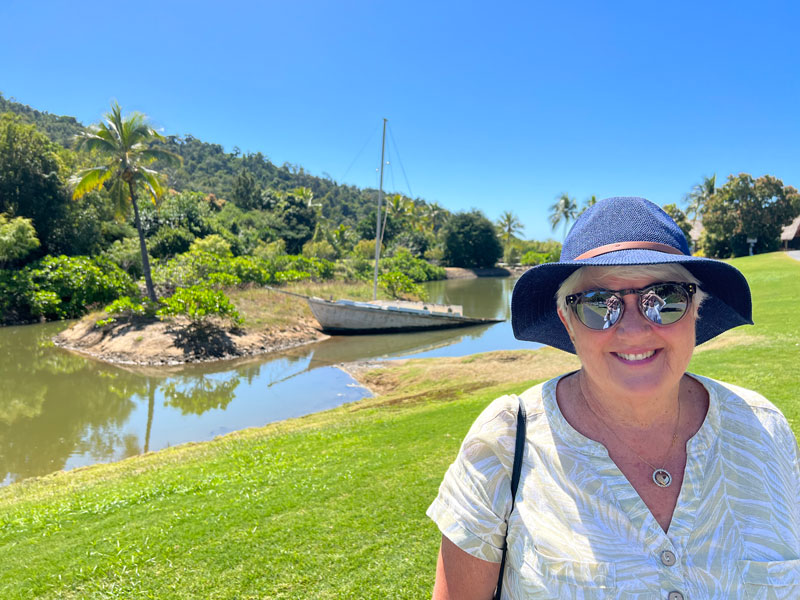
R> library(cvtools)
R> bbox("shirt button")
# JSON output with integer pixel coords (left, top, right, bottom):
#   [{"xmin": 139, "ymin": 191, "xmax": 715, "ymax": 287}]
[
  {"xmin": 660, "ymin": 550, "xmax": 677, "ymax": 566},
  {"xmin": 668, "ymin": 592, "xmax": 684, "ymax": 600}
]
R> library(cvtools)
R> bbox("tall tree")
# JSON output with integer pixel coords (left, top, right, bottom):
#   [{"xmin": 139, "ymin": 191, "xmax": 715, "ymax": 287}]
[
  {"xmin": 0, "ymin": 115, "xmax": 69, "ymax": 254},
  {"xmin": 442, "ymin": 210, "xmax": 503, "ymax": 268},
  {"xmin": 701, "ymin": 173, "xmax": 800, "ymax": 257},
  {"xmin": 549, "ymin": 193, "xmax": 578, "ymax": 239},
  {"xmin": 231, "ymin": 170, "xmax": 262, "ymax": 210},
  {"xmin": 685, "ymin": 174, "xmax": 716, "ymax": 224},
  {"xmin": 70, "ymin": 103, "xmax": 181, "ymax": 302},
  {"xmin": 661, "ymin": 203, "xmax": 692, "ymax": 247},
  {"xmin": 496, "ymin": 211, "xmax": 524, "ymax": 250},
  {"xmin": 0, "ymin": 214, "xmax": 40, "ymax": 267},
  {"xmin": 576, "ymin": 194, "xmax": 598, "ymax": 217}
]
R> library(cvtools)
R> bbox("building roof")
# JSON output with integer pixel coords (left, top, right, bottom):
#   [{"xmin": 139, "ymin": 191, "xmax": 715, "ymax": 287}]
[{"xmin": 781, "ymin": 215, "xmax": 800, "ymax": 241}]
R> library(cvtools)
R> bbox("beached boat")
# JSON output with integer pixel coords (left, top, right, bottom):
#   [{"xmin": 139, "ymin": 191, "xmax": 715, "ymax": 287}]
[
  {"xmin": 306, "ymin": 297, "xmax": 501, "ymax": 334},
  {"xmin": 304, "ymin": 118, "xmax": 502, "ymax": 334}
]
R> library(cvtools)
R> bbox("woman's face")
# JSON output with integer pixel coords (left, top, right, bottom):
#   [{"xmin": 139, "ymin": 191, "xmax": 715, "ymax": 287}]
[{"xmin": 559, "ymin": 271, "xmax": 696, "ymax": 401}]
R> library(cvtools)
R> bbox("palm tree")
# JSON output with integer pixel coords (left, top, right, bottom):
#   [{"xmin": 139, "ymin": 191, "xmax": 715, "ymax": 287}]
[
  {"xmin": 496, "ymin": 211, "xmax": 524, "ymax": 249},
  {"xmin": 70, "ymin": 103, "xmax": 181, "ymax": 302},
  {"xmin": 576, "ymin": 194, "xmax": 598, "ymax": 218},
  {"xmin": 549, "ymin": 193, "xmax": 578, "ymax": 239},
  {"xmin": 685, "ymin": 174, "xmax": 716, "ymax": 225}
]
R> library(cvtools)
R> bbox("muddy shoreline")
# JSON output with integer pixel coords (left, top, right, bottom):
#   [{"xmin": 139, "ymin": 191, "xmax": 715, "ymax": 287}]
[{"xmin": 53, "ymin": 316, "xmax": 328, "ymax": 366}]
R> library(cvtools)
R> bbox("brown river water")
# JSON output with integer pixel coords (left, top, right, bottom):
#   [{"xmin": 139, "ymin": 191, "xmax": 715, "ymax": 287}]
[{"xmin": 0, "ymin": 277, "xmax": 537, "ymax": 486}]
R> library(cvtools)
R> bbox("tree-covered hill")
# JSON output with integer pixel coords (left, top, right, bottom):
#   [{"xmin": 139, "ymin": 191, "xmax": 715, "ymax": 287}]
[
  {"xmin": 0, "ymin": 93, "xmax": 393, "ymax": 229},
  {"xmin": 0, "ymin": 93, "xmax": 85, "ymax": 148}
]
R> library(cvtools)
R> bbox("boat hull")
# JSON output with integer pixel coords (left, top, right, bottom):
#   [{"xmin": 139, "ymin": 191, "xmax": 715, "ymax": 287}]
[{"xmin": 307, "ymin": 297, "xmax": 501, "ymax": 334}]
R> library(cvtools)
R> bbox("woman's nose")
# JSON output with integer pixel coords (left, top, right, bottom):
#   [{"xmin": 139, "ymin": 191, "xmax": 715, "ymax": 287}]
[{"xmin": 616, "ymin": 295, "xmax": 651, "ymax": 333}]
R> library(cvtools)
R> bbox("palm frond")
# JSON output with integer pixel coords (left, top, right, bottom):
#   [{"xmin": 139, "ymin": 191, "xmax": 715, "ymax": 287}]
[
  {"xmin": 70, "ymin": 166, "xmax": 114, "ymax": 199},
  {"xmin": 108, "ymin": 179, "xmax": 130, "ymax": 216},
  {"xmin": 74, "ymin": 132, "xmax": 117, "ymax": 154},
  {"xmin": 138, "ymin": 148, "xmax": 182, "ymax": 167},
  {"xmin": 139, "ymin": 170, "xmax": 167, "ymax": 204}
]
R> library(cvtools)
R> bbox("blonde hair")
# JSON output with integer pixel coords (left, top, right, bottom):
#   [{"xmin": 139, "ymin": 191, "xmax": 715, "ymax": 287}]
[{"xmin": 556, "ymin": 264, "xmax": 708, "ymax": 333}]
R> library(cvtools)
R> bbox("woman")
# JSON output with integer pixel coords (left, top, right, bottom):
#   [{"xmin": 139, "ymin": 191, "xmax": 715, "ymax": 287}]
[{"xmin": 428, "ymin": 197, "xmax": 800, "ymax": 599}]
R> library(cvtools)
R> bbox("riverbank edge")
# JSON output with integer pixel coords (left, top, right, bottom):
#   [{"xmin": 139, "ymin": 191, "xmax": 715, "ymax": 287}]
[
  {"xmin": 52, "ymin": 315, "xmax": 328, "ymax": 366},
  {"xmin": 50, "ymin": 272, "xmax": 523, "ymax": 366}
]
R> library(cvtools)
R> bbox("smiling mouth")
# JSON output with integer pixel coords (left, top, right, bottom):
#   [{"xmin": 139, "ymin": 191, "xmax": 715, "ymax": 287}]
[{"xmin": 614, "ymin": 350, "xmax": 657, "ymax": 362}]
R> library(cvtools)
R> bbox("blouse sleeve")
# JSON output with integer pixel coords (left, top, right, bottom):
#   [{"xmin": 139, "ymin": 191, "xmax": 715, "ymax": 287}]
[{"xmin": 426, "ymin": 394, "xmax": 520, "ymax": 563}]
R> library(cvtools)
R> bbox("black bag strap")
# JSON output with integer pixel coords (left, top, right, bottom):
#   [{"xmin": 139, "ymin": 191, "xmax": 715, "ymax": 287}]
[{"xmin": 494, "ymin": 395, "xmax": 527, "ymax": 600}]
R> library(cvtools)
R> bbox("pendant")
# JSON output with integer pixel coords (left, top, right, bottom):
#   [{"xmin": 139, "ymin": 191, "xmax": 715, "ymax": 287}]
[{"xmin": 653, "ymin": 468, "xmax": 672, "ymax": 488}]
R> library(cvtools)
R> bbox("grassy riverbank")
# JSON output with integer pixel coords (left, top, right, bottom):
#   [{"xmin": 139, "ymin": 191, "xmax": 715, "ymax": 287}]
[{"xmin": 1, "ymin": 253, "xmax": 798, "ymax": 598}]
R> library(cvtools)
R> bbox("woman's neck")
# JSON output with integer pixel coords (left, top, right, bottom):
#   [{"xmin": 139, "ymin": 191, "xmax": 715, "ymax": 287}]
[{"xmin": 577, "ymin": 369, "xmax": 681, "ymax": 431}]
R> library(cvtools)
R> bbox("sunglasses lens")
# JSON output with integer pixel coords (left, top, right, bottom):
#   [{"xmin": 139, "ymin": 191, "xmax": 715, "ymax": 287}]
[
  {"xmin": 640, "ymin": 284, "xmax": 689, "ymax": 325},
  {"xmin": 575, "ymin": 291, "xmax": 622, "ymax": 330}
]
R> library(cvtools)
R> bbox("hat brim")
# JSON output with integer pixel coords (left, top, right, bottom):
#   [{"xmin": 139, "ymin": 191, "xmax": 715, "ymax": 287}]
[{"xmin": 511, "ymin": 248, "xmax": 753, "ymax": 354}]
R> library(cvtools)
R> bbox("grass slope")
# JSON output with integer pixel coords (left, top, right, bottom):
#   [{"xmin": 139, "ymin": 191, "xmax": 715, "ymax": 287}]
[{"xmin": 0, "ymin": 253, "xmax": 797, "ymax": 598}]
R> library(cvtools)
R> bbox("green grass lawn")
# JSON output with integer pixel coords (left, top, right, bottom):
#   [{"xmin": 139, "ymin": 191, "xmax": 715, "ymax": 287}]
[{"xmin": 0, "ymin": 253, "xmax": 797, "ymax": 599}]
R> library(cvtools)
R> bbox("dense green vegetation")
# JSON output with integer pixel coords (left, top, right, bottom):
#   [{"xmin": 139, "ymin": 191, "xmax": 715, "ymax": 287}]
[
  {"xmin": 0, "ymin": 95, "xmax": 557, "ymax": 325},
  {"xmin": 699, "ymin": 174, "xmax": 800, "ymax": 257},
  {"xmin": 0, "ymin": 253, "xmax": 796, "ymax": 598}
]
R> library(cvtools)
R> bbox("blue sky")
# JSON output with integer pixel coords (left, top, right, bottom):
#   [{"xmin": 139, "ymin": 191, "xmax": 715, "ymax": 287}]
[{"xmin": 2, "ymin": 0, "xmax": 798, "ymax": 240}]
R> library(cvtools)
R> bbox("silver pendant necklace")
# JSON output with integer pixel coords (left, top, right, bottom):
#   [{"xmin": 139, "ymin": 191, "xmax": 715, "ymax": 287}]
[{"xmin": 579, "ymin": 375, "xmax": 681, "ymax": 488}]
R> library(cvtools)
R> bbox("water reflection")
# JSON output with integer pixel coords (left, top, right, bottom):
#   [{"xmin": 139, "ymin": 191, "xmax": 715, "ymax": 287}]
[
  {"xmin": 1, "ymin": 276, "xmax": 532, "ymax": 485},
  {"xmin": 0, "ymin": 322, "xmax": 143, "ymax": 484}
]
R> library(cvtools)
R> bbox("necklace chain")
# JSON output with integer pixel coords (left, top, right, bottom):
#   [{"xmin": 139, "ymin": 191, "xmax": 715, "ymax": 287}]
[{"xmin": 578, "ymin": 374, "xmax": 681, "ymax": 487}]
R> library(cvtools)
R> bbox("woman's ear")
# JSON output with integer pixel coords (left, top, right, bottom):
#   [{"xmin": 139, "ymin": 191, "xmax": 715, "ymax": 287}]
[{"xmin": 557, "ymin": 308, "xmax": 575, "ymax": 343}]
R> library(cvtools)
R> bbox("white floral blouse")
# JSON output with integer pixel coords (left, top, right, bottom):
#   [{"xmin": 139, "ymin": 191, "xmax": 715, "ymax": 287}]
[{"xmin": 427, "ymin": 374, "xmax": 800, "ymax": 599}]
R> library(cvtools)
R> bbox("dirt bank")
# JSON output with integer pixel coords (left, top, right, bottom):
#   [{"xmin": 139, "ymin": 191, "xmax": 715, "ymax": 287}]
[{"xmin": 54, "ymin": 316, "xmax": 327, "ymax": 366}]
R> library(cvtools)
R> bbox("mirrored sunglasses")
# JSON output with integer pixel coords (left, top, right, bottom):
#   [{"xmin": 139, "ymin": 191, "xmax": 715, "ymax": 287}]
[{"xmin": 566, "ymin": 282, "xmax": 697, "ymax": 330}]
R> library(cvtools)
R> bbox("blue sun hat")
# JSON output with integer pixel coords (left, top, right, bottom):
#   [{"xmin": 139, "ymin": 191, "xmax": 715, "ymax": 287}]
[{"xmin": 511, "ymin": 196, "xmax": 753, "ymax": 354}]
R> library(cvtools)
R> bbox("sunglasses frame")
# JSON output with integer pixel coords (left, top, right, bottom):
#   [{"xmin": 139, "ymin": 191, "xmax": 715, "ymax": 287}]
[{"xmin": 566, "ymin": 281, "xmax": 697, "ymax": 330}]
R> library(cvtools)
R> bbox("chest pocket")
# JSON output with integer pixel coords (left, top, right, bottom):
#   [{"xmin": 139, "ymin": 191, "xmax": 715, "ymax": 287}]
[
  {"xmin": 738, "ymin": 559, "xmax": 800, "ymax": 600},
  {"xmin": 516, "ymin": 549, "xmax": 617, "ymax": 599}
]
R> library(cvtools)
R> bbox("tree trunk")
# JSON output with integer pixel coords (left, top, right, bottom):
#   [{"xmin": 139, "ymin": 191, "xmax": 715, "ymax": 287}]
[{"xmin": 129, "ymin": 181, "xmax": 157, "ymax": 302}]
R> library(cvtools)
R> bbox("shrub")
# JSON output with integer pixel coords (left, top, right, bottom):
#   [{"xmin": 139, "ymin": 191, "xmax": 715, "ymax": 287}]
[
  {"xmin": 504, "ymin": 246, "xmax": 521, "ymax": 265},
  {"xmin": 253, "ymin": 239, "xmax": 286, "ymax": 261},
  {"xmin": 379, "ymin": 271, "xmax": 427, "ymax": 301},
  {"xmin": 27, "ymin": 255, "xmax": 137, "ymax": 319},
  {"xmin": 229, "ymin": 256, "xmax": 271, "ymax": 285},
  {"xmin": 0, "ymin": 214, "xmax": 39, "ymax": 266},
  {"xmin": 104, "ymin": 237, "xmax": 144, "ymax": 279},
  {"xmin": 274, "ymin": 269, "xmax": 311, "ymax": 283},
  {"xmin": 156, "ymin": 286, "xmax": 243, "ymax": 326},
  {"xmin": 380, "ymin": 248, "xmax": 445, "ymax": 282},
  {"xmin": 190, "ymin": 234, "xmax": 233, "ymax": 257},
  {"xmin": 96, "ymin": 296, "xmax": 158, "ymax": 327},
  {"xmin": 302, "ymin": 240, "xmax": 338, "ymax": 261},
  {"xmin": 206, "ymin": 272, "xmax": 242, "ymax": 289},
  {"xmin": 352, "ymin": 239, "xmax": 380, "ymax": 260},
  {"xmin": 281, "ymin": 256, "xmax": 334, "ymax": 281},
  {"xmin": 0, "ymin": 255, "xmax": 136, "ymax": 322},
  {"xmin": 521, "ymin": 251, "xmax": 549, "ymax": 266},
  {"xmin": 152, "ymin": 250, "xmax": 227, "ymax": 289},
  {"xmin": 149, "ymin": 226, "xmax": 195, "ymax": 259}
]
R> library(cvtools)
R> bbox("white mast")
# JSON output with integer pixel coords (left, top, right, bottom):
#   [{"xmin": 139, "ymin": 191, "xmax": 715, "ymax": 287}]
[{"xmin": 372, "ymin": 118, "xmax": 387, "ymax": 300}]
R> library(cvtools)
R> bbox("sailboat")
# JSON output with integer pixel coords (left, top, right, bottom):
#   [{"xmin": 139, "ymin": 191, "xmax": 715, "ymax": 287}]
[{"xmin": 306, "ymin": 119, "xmax": 503, "ymax": 334}]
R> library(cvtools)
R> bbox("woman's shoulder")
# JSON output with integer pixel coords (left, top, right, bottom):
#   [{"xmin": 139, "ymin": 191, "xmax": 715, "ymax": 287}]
[
  {"xmin": 692, "ymin": 373, "xmax": 784, "ymax": 414},
  {"xmin": 691, "ymin": 373, "xmax": 795, "ymax": 443},
  {"xmin": 464, "ymin": 376, "xmax": 561, "ymax": 444}
]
